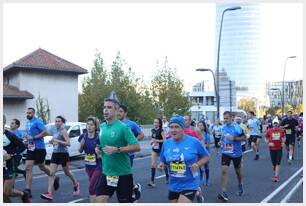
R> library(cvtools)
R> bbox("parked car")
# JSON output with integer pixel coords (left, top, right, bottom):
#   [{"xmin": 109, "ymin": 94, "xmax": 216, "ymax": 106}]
[{"xmin": 44, "ymin": 122, "xmax": 86, "ymax": 163}]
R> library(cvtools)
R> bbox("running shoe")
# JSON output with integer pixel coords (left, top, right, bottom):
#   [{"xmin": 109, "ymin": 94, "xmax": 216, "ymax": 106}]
[
  {"xmin": 40, "ymin": 192, "xmax": 53, "ymax": 201},
  {"xmin": 23, "ymin": 189, "xmax": 32, "ymax": 198},
  {"xmin": 288, "ymin": 159, "xmax": 292, "ymax": 165},
  {"xmin": 218, "ymin": 192, "xmax": 229, "ymax": 202},
  {"xmin": 72, "ymin": 182, "xmax": 80, "ymax": 196},
  {"xmin": 21, "ymin": 190, "xmax": 31, "ymax": 203},
  {"xmin": 237, "ymin": 184, "xmax": 243, "ymax": 196},
  {"xmin": 205, "ymin": 179, "xmax": 210, "ymax": 186},
  {"xmin": 273, "ymin": 176, "xmax": 279, "ymax": 182},
  {"xmin": 254, "ymin": 154, "xmax": 259, "ymax": 160},
  {"xmin": 133, "ymin": 183, "xmax": 142, "ymax": 200},
  {"xmin": 196, "ymin": 193, "xmax": 205, "ymax": 203},
  {"xmin": 54, "ymin": 176, "xmax": 60, "ymax": 191},
  {"xmin": 147, "ymin": 182, "xmax": 156, "ymax": 188}
]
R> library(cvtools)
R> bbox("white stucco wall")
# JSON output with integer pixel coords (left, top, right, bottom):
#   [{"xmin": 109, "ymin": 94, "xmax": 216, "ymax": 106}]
[
  {"xmin": 4, "ymin": 71, "xmax": 21, "ymax": 88},
  {"xmin": 3, "ymin": 99, "xmax": 28, "ymax": 129},
  {"xmin": 18, "ymin": 70, "xmax": 79, "ymax": 124}
]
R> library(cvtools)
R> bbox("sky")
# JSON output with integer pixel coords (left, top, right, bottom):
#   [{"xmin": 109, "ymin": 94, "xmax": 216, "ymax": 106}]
[{"xmin": 3, "ymin": 2, "xmax": 303, "ymax": 94}]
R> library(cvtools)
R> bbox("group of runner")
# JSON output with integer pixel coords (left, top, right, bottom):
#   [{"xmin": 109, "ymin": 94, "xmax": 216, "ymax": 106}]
[{"xmin": 3, "ymin": 101, "xmax": 303, "ymax": 203}]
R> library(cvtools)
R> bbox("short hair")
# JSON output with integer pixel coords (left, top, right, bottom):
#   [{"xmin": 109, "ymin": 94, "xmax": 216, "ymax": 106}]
[
  {"xmin": 56, "ymin": 115, "xmax": 66, "ymax": 124},
  {"xmin": 249, "ymin": 111, "xmax": 255, "ymax": 116},
  {"xmin": 104, "ymin": 98, "xmax": 120, "ymax": 109},
  {"xmin": 223, "ymin": 111, "xmax": 233, "ymax": 117},
  {"xmin": 119, "ymin": 104, "xmax": 128, "ymax": 113},
  {"xmin": 27, "ymin": 107, "xmax": 35, "ymax": 113},
  {"xmin": 287, "ymin": 110, "xmax": 293, "ymax": 114},
  {"xmin": 12, "ymin": 119, "xmax": 20, "ymax": 128}
]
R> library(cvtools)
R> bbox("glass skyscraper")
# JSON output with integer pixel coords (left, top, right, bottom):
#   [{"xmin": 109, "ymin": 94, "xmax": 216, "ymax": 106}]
[{"xmin": 216, "ymin": 3, "xmax": 262, "ymax": 98}]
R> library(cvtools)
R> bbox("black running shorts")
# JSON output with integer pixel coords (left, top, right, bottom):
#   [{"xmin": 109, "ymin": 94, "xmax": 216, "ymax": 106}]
[
  {"xmin": 95, "ymin": 173, "xmax": 134, "ymax": 203},
  {"xmin": 168, "ymin": 190, "xmax": 197, "ymax": 201}
]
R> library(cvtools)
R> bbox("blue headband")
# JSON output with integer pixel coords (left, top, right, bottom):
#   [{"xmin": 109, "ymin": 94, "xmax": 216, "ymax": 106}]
[{"xmin": 169, "ymin": 115, "xmax": 186, "ymax": 129}]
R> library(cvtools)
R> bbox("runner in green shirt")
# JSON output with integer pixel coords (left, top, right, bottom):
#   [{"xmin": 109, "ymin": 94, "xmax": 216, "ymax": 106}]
[{"xmin": 95, "ymin": 98, "xmax": 140, "ymax": 203}]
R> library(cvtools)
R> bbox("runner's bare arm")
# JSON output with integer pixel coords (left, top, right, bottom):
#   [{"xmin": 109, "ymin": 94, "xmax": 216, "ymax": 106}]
[
  {"xmin": 54, "ymin": 129, "xmax": 70, "ymax": 146},
  {"xmin": 137, "ymin": 131, "xmax": 145, "ymax": 141},
  {"xmin": 34, "ymin": 129, "xmax": 48, "ymax": 140}
]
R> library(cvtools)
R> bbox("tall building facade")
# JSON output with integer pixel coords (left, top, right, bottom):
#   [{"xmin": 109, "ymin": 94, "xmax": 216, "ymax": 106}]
[
  {"xmin": 216, "ymin": 3, "xmax": 262, "ymax": 97},
  {"xmin": 266, "ymin": 80, "xmax": 303, "ymax": 108}
]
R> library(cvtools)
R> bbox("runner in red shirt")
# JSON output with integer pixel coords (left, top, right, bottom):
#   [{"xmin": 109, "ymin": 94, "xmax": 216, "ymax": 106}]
[{"xmin": 265, "ymin": 118, "xmax": 286, "ymax": 182}]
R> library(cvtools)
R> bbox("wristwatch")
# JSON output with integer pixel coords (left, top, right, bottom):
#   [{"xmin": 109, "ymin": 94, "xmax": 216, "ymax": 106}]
[{"xmin": 117, "ymin": 147, "xmax": 121, "ymax": 153}]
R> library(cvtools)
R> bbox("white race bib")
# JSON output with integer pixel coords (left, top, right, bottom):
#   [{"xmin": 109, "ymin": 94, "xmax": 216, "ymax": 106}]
[
  {"xmin": 170, "ymin": 162, "xmax": 186, "ymax": 178},
  {"xmin": 85, "ymin": 154, "xmax": 96, "ymax": 166},
  {"xmin": 106, "ymin": 176, "xmax": 119, "ymax": 187}
]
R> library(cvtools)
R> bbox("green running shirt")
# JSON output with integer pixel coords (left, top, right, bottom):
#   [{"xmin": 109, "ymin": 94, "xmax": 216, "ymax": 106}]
[{"xmin": 99, "ymin": 120, "xmax": 138, "ymax": 176}]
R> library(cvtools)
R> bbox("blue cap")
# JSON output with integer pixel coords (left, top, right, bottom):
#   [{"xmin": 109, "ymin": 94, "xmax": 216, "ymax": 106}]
[{"xmin": 169, "ymin": 115, "xmax": 186, "ymax": 129}]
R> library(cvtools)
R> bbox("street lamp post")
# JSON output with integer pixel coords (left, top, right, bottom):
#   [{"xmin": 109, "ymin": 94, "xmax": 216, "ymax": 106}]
[
  {"xmin": 216, "ymin": 6, "xmax": 241, "ymax": 119},
  {"xmin": 282, "ymin": 56, "xmax": 296, "ymax": 116},
  {"xmin": 270, "ymin": 88, "xmax": 282, "ymax": 111},
  {"xmin": 196, "ymin": 68, "xmax": 218, "ymax": 119}
]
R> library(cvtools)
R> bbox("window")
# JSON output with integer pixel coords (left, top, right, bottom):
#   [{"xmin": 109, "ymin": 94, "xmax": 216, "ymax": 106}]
[{"xmin": 69, "ymin": 125, "xmax": 80, "ymax": 138}]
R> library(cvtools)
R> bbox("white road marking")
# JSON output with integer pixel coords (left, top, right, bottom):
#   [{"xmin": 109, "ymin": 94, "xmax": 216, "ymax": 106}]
[
  {"xmin": 155, "ymin": 174, "xmax": 166, "ymax": 179},
  {"xmin": 280, "ymin": 177, "xmax": 303, "ymax": 203},
  {"xmin": 243, "ymin": 149, "xmax": 252, "ymax": 154},
  {"xmin": 261, "ymin": 167, "xmax": 303, "ymax": 203},
  {"xmin": 15, "ymin": 168, "xmax": 85, "ymax": 182},
  {"xmin": 68, "ymin": 197, "xmax": 88, "ymax": 203},
  {"xmin": 134, "ymin": 155, "xmax": 151, "ymax": 161}
]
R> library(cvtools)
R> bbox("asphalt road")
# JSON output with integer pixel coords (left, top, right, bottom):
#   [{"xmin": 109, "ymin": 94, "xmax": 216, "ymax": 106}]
[{"xmin": 11, "ymin": 139, "xmax": 303, "ymax": 203}]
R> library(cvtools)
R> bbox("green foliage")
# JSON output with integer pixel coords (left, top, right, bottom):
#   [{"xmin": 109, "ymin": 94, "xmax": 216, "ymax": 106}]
[
  {"xmin": 36, "ymin": 94, "xmax": 51, "ymax": 124},
  {"xmin": 79, "ymin": 52, "xmax": 190, "ymax": 124},
  {"xmin": 151, "ymin": 57, "xmax": 191, "ymax": 118},
  {"xmin": 238, "ymin": 97, "xmax": 258, "ymax": 114},
  {"xmin": 294, "ymin": 104, "xmax": 303, "ymax": 114}
]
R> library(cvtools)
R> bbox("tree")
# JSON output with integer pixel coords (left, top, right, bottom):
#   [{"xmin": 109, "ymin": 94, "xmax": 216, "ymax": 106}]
[
  {"xmin": 79, "ymin": 51, "xmax": 111, "ymax": 121},
  {"xmin": 36, "ymin": 94, "xmax": 51, "ymax": 124},
  {"xmin": 79, "ymin": 51, "xmax": 157, "ymax": 124},
  {"xmin": 294, "ymin": 104, "xmax": 303, "ymax": 114},
  {"xmin": 151, "ymin": 57, "xmax": 191, "ymax": 118},
  {"xmin": 238, "ymin": 97, "xmax": 258, "ymax": 114}
]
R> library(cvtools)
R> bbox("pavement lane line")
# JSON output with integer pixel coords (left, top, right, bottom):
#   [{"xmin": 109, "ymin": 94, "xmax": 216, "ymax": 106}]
[
  {"xmin": 15, "ymin": 168, "xmax": 85, "ymax": 182},
  {"xmin": 280, "ymin": 177, "xmax": 303, "ymax": 203},
  {"xmin": 135, "ymin": 155, "xmax": 151, "ymax": 161},
  {"xmin": 68, "ymin": 197, "xmax": 88, "ymax": 203},
  {"xmin": 260, "ymin": 167, "xmax": 303, "ymax": 203},
  {"xmin": 243, "ymin": 149, "xmax": 252, "ymax": 154},
  {"xmin": 155, "ymin": 174, "xmax": 166, "ymax": 179}
]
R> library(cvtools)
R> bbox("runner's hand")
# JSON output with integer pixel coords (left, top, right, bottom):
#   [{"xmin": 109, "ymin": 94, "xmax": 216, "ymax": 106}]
[
  {"xmin": 158, "ymin": 163, "xmax": 165, "ymax": 171},
  {"xmin": 103, "ymin": 146, "xmax": 118, "ymax": 155},
  {"xmin": 190, "ymin": 163, "xmax": 200, "ymax": 172},
  {"xmin": 268, "ymin": 142, "xmax": 275, "ymax": 147},
  {"xmin": 95, "ymin": 145, "xmax": 102, "ymax": 157}
]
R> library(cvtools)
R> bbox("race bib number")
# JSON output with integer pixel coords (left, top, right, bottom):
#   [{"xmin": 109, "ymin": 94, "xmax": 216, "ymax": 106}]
[
  {"xmin": 216, "ymin": 132, "xmax": 222, "ymax": 137},
  {"xmin": 272, "ymin": 132, "xmax": 281, "ymax": 140},
  {"xmin": 152, "ymin": 143, "xmax": 159, "ymax": 150},
  {"xmin": 85, "ymin": 154, "xmax": 96, "ymax": 166},
  {"xmin": 224, "ymin": 143, "xmax": 234, "ymax": 153},
  {"xmin": 170, "ymin": 162, "xmax": 186, "ymax": 178},
  {"xmin": 28, "ymin": 143, "xmax": 35, "ymax": 151},
  {"xmin": 106, "ymin": 176, "xmax": 119, "ymax": 187},
  {"xmin": 285, "ymin": 129, "xmax": 292, "ymax": 135}
]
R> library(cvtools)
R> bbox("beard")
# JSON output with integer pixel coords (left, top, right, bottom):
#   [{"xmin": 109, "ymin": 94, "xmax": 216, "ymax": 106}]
[{"xmin": 26, "ymin": 115, "xmax": 33, "ymax": 120}]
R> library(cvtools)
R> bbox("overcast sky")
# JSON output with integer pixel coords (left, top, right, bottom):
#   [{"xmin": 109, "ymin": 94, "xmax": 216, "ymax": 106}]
[{"xmin": 3, "ymin": 3, "xmax": 303, "ymax": 93}]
